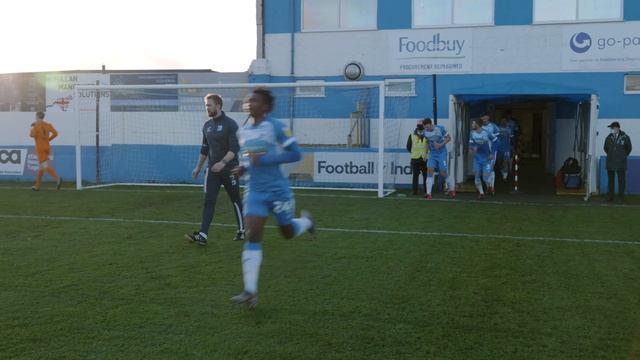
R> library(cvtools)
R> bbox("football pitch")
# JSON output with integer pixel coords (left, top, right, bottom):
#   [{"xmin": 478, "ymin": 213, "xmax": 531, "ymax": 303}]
[{"xmin": 1, "ymin": 185, "xmax": 639, "ymax": 359}]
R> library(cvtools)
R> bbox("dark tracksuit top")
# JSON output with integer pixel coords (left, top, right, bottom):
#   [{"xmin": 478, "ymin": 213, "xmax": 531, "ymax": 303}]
[
  {"xmin": 200, "ymin": 111, "xmax": 240, "ymax": 169},
  {"xmin": 604, "ymin": 130, "xmax": 632, "ymax": 171}
]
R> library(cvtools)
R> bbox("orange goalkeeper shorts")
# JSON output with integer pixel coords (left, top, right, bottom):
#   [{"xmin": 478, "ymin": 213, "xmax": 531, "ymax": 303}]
[{"xmin": 37, "ymin": 149, "xmax": 50, "ymax": 163}]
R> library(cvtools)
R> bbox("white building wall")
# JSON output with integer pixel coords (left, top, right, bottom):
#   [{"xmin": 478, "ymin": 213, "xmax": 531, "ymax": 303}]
[
  {"xmin": 554, "ymin": 117, "xmax": 578, "ymax": 173},
  {"xmin": 266, "ymin": 21, "xmax": 640, "ymax": 76},
  {"xmin": 0, "ymin": 112, "xmax": 250, "ymax": 147}
]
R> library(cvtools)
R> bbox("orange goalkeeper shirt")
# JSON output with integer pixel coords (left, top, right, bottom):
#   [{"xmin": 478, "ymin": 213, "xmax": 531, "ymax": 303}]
[{"xmin": 30, "ymin": 121, "xmax": 58, "ymax": 153}]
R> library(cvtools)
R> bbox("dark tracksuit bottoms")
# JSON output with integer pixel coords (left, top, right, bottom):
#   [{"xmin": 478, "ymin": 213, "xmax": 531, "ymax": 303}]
[{"xmin": 200, "ymin": 168, "xmax": 244, "ymax": 235}]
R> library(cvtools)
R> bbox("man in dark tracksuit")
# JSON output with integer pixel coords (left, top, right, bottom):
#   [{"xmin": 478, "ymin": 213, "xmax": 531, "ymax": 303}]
[
  {"xmin": 185, "ymin": 94, "xmax": 245, "ymax": 245},
  {"xmin": 604, "ymin": 121, "xmax": 632, "ymax": 203}
]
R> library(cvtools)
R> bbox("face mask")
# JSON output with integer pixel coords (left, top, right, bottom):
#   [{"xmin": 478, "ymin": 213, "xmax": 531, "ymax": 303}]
[{"xmin": 611, "ymin": 128, "xmax": 619, "ymax": 135}]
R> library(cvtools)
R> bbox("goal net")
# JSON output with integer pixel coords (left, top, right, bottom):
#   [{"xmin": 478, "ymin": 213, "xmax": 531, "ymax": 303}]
[{"xmin": 74, "ymin": 82, "xmax": 412, "ymax": 197}]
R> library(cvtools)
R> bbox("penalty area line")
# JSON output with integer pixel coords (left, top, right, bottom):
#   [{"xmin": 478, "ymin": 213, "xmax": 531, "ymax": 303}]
[{"xmin": 0, "ymin": 214, "xmax": 637, "ymax": 247}]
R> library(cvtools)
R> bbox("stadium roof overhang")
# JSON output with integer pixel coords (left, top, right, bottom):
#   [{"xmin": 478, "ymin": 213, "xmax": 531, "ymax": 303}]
[{"xmin": 452, "ymin": 80, "xmax": 595, "ymax": 103}]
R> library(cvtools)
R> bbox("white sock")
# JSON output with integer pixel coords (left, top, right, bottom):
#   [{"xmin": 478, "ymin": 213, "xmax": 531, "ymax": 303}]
[
  {"xmin": 426, "ymin": 176, "xmax": 434, "ymax": 195},
  {"xmin": 292, "ymin": 217, "xmax": 312, "ymax": 237},
  {"xmin": 242, "ymin": 243, "xmax": 262, "ymax": 294},
  {"xmin": 489, "ymin": 171, "xmax": 495, "ymax": 188},
  {"xmin": 483, "ymin": 173, "xmax": 492, "ymax": 186},
  {"xmin": 446, "ymin": 175, "xmax": 455, "ymax": 192},
  {"xmin": 475, "ymin": 176, "xmax": 484, "ymax": 194}
]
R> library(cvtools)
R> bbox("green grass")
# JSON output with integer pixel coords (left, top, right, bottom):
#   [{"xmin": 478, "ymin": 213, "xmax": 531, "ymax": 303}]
[{"xmin": 1, "ymin": 185, "xmax": 640, "ymax": 359}]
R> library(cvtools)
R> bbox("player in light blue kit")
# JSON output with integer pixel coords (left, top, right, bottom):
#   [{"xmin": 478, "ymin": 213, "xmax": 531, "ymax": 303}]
[
  {"xmin": 230, "ymin": 88, "xmax": 315, "ymax": 308},
  {"xmin": 496, "ymin": 118, "xmax": 514, "ymax": 181},
  {"xmin": 422, "ymin": 118, "xmax": 456, "ymax": 200},
  {"xmin": 480, "ymin": 113, "xmax": 499, "ymax": 195},
  {"xmin": 469, "ymin": 120, "xmax": 495, "ymax": 200}
]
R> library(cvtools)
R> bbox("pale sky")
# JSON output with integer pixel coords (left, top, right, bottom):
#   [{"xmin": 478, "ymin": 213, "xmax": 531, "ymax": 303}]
[{"xmin": 0, "ymin": 0, "xmax": 257, "ymax": 74}]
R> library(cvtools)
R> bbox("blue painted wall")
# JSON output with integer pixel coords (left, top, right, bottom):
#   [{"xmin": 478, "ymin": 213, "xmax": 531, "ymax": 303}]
[
  {"xmin": 495, "ymin": 0, "xmax": 532, "ymax": 26},
  {"xmin": 624, "ymin": 0, "xmax": 640, "ymax": 21},
  {"xmin": 3, "ymin": 145, "xmax": 202, "ymax": 185},
  {"xmin": 379, "ymin": 0, "xmax": 411, "ymax": 30},
  {"xmin": 599, "ymin": 156, "xmax": 640, "ymax": 194},
  {"xmin": 3, "ymin": 146, "xmax": 79, "ymax": 184},
  {"xmin": 6, "ymin": 148, "xmax": 638, "ymax": 194},
  {"xmin": 264, "ymin": 0, "xmax": 300, "ymax": 34}
]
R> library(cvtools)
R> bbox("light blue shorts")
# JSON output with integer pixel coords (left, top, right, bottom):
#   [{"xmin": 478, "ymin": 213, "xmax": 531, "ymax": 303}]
[
  {"xmin": 474, "ymin": 158, "xmax": 493, "ymax": 174},
  {"xmin": 427, "ymin": 153, "xmax": 448, "ymax": 174},
  {"xmin": 244, "ymin": 188, "xmax": 295, "ymax": 226}
]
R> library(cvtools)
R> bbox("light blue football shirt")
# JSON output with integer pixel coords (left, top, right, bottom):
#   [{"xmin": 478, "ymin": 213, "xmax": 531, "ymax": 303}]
[
  {"xmin": 238, "ymin": 116, "xmax": 297, "ymax": 193},
  {"xmin": 469, "ymin": 129, "xmax": 493, "ymax": 161},
  {"xmin": 481, "ymin": 121, "xmax": 500, "ymax": 153},
  {"xmin": 423, "ymin": 125, "xmax": 449, "ymax": 156}
]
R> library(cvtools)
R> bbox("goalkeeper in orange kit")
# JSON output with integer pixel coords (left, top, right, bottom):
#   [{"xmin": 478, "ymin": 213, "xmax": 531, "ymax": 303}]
[{"xmin": 29, "ymin": 111, "xmax": 62, "ymax": 191}]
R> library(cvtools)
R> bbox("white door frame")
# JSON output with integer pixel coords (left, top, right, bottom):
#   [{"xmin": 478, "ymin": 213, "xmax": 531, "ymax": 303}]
[
  {"xmin": 585, "ymin": 94, "xmax": 600, "ymax": 198},
  {"xmin": 449, "ymin": 95, "xmax": 466, "ymax": 186}
]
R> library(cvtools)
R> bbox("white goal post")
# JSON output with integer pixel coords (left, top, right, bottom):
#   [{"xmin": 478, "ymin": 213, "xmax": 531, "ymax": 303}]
[{"xmin": 73, "ymin": 81, "xmax": 409, "ymax": 198}]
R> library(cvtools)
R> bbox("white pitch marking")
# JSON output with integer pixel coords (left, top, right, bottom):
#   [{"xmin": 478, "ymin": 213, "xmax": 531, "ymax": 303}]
[{"xmin": 0, "ymin": 214, "xmax": 637, "ymax": 246}]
